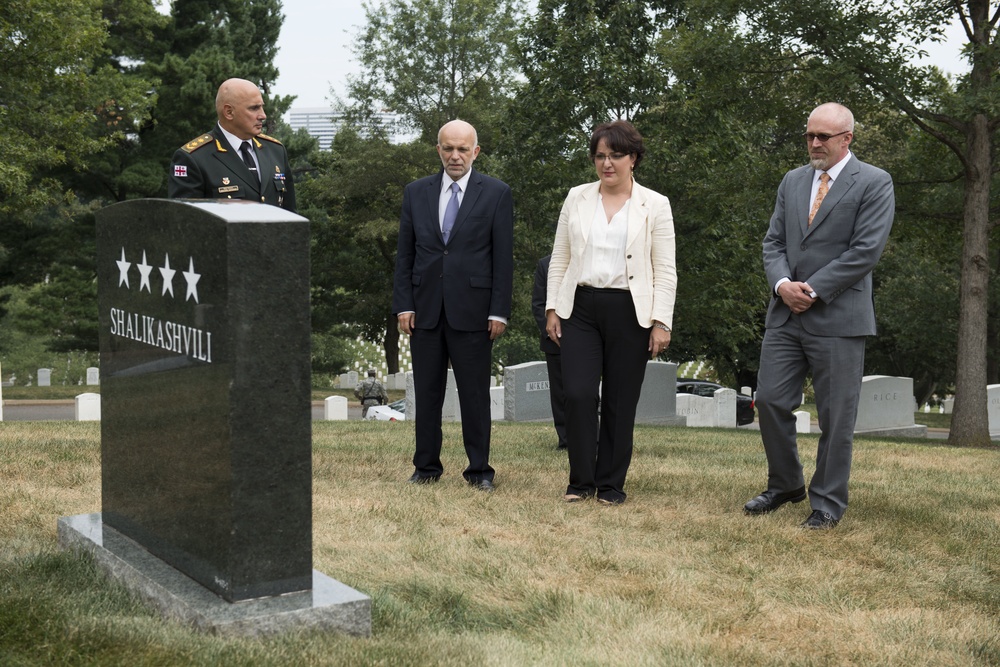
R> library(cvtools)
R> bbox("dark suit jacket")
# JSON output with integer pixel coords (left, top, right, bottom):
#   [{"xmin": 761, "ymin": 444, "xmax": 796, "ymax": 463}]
[
  {"xmin": 392, "ymin": 168, "xmax": 514, "ymax": 331},
  {"xmin": 168, "ymin": 125, "xmax": 296, "ymax": 212},
  {"xmin": 532, "ymin": 255, "xmax": 560, "ymax": 354},
  {"xmin": 762, "ymin": 154, "xmax": 894, "ymax": 337}
]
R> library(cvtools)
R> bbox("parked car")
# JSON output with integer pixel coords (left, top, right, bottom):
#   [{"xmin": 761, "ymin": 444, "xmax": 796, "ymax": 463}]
[
  {"xmin": 365, "ymin": 404, "xmax": 405, "ymax": 421},
  {"xmin": 387, "ymin": 398, "xmax": 406, "ymax": 413},
  {"xmin": 676, "ymin": 378, "xmax": 755, "ymax": 425}
]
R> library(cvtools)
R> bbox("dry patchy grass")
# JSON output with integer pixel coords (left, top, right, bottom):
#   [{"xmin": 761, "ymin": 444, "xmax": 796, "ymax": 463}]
[{"xmin": 0, "ymin": 421, "xmax": 997, "ymax": 666}]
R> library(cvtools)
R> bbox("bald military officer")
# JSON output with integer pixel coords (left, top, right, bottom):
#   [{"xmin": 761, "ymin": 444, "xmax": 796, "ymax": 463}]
[{"xmin": 168, "ymin": 78, "xmax": 296, "ymax": 212}]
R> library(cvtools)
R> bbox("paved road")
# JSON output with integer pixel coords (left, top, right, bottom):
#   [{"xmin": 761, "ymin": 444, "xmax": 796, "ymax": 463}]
[{"xmin": 1, "ymin": 401, "xmax": 363, "ymax": 422}]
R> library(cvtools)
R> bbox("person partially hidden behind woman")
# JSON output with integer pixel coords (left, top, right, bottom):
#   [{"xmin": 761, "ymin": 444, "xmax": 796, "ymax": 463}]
[{"xmin": 545, "ymin": 120, "xmax": 677, "ymax": 505}]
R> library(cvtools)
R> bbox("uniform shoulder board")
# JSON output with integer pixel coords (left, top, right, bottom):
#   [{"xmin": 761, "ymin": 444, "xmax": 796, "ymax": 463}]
[
  {"xmin": 180, "ymin": 133, "xmax": 216, "ymax": 154},
  {"xmin": 257, "ymin": 133, "xmax": 284, "ymax": 146}
]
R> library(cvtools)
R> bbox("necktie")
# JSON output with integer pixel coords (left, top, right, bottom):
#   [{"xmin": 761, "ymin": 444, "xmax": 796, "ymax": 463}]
[
  {"xmin": 442, "ymin": 182, "xmax": 460, "ymax": 243},
  {"xmin": 808, "ymin": 172, "xmax": 830, "ymax": 225},
  {"xmin": 240, "ymin": 141, "xmax": 259, "ymax": 184}
]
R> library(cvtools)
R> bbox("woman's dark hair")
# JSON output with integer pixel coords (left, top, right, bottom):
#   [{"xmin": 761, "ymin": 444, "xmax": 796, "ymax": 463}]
[{"xmin": 589, "ymin": 120, "xmax": 645, "ymax": 170}]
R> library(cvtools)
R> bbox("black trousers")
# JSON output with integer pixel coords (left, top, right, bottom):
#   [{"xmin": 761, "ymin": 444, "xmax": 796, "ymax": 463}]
[
  {"xmin": 410, "ymin": 311, "xmax": 495, "ymax": 483},
  {"xmin": 544, "ymin": 351, "xmax": 568, "ymax": 448},
  {"xmin": 560, "ymin": 286, "xmax": 649, "ymax": 502}
]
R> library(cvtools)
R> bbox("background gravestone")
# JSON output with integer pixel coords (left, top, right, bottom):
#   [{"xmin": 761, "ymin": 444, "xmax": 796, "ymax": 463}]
[
  {"xmin": 988, "ymin": 384, "xmax": 1000, "ymax": 437},
  {"xmin": 405, "ymin": 371, "xmax": 416, "ymax": 421},
  {"xmin": 58, "ymin": 199, "xmax": 368, "ymax": 635},
  {"xmin": 325, "ymin": 395, "xmax": 348, "ymax": 420},
  {"xmin": 635, "ymin": 361, "xmax": 685, "ymax": 425},
  {"xmin": 442, "ymin": 369, "xmax": 462, "ymax": 422},
  {"xmin": 712, "ymin": 388, "xmax": 737, "ymax": 428},
  {"xmin": 854, "ymin": 375, "xmax": 927, "ymax": 437},
  {"xmin": 503, "ymin": 361, "xmax": 551, "ymax": 422},
  {"xmin": 490, "ymin": 386, "xmax": 505, "ymax": 421},
  {"xmin": 675, "ymin": 394, "xmax": 709, "ymax": 427},
  {"xmin": 75, "ymin": 393, "xmax": 101, "ymax": 421}
]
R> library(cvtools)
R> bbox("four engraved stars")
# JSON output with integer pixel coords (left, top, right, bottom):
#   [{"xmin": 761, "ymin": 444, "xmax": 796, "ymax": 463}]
[{"xmin": 116, "ymin": 247, "xmax": 201, "ymax": 303}]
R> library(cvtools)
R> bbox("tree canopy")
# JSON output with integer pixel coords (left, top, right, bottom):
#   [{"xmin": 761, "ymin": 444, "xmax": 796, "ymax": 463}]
[
  {"xmin": 0, "ymin": 0, "xmax": 156, "ymax": 215},
  {"xmin": 346, "ymin": 0, "xmax": 524, "ymax": 144},
  {"xmin": 3, "ymin": 0, "xmax": 997, "ymax": 447}
]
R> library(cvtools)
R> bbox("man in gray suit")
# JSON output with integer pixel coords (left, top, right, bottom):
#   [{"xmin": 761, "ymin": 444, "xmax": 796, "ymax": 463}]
[{"xmin": 744, "ymin": 102, "xmax": 895, "ymax": 529}]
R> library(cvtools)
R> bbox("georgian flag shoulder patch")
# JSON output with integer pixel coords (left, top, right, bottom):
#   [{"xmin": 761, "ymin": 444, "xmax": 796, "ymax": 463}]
[{"xmin": 174, "ymin": 165, "xmax": 188, "ymax": 177}]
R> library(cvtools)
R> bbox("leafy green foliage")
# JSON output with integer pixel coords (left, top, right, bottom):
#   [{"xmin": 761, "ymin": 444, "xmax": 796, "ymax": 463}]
[
  {"xmin": 300, "ymin": 129, "xmax": 436, "ymax": 373},
  {"xmin": 0, "ymin": 0, "xmax": 156, "ymax": 215},
  {"xmin": 346, "ymin": 0, "xmax": 525, "ymax": 144}
]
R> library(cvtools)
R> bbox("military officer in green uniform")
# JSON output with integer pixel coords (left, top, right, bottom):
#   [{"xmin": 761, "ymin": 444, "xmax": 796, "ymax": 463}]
[{"xmin": 168, "ymin": 78, "xmax": 296, "ymax": 212}]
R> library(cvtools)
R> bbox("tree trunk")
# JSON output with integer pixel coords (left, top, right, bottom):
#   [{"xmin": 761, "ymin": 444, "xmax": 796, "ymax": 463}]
[
  {"xmin": 383, "ymin": 313, "xmax": 400, "ymax": 375},
  {"xmin": 948, "ymin": 112, "xmax": 992, "ymax": 447}
]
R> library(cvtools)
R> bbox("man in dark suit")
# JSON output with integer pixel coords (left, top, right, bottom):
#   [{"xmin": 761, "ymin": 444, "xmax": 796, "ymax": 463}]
[
  {"xmin": 744, "ymin": 102, "xmax": 894, "ymax": 529},
  {"xmin": 168, "ymin": 78, "xmax": 295, "ymax": 212},
  {"xmin": 532, "ymin": 255, "xmax": 567, "ymax": 450},
  {"xmin": 392, "ymin": 120, "xmax": 514, "ymax": 491}
]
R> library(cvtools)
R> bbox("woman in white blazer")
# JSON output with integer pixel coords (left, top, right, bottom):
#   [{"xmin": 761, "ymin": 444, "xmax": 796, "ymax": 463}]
[{"xmin": 545, "ymin": 120, "xmax": 676, "ymax": 505}]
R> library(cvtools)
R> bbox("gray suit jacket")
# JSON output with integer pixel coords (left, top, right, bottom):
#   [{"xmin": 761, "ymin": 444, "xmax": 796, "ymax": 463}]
[{"xmin": 763, "ymin": 154, "xmax": 894, "ymax": 337}]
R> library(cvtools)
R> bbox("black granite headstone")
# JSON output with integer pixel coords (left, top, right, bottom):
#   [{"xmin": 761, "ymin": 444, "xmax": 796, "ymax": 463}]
[{"xmin": 96, "ymin": 199, "xmax": 311, "ymax": 602}]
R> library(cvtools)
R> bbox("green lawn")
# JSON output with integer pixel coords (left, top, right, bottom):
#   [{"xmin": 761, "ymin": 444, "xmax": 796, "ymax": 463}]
[{"xmin": 0, "ymin": 421, "xmax": 996, "ymax": 666}]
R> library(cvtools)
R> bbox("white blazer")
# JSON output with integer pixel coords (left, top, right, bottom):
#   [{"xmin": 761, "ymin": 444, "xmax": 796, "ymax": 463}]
[{"xmin": 545, "ymin": 179, "xmax": 676, "ymax": 328}]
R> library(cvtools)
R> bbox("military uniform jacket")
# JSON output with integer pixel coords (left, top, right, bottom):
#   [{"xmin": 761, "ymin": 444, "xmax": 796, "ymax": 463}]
[{"xmin": 168, "ymin": 125, "xmax": 296, "ymax": 212}]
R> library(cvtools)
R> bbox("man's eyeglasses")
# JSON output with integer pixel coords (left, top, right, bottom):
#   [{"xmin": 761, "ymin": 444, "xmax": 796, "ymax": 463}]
[
  {"xmin": 803, "ymin": 131, "xmax": 850, "ymax": 143},
  {"xmin": 593, "ymin": 152, "xmax": 630, "ymax": 161}
]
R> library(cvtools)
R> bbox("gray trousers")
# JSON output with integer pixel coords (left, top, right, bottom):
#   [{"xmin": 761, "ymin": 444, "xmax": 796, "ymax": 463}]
[{"xmin": 756, "ymin": 316, "xmax": 866, "ymax": 519}]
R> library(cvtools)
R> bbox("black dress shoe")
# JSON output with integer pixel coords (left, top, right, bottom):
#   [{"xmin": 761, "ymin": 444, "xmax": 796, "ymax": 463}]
[
  {"xmin": 407, "ymin": 473, "xmax": 440, "ymax": 484},
  {"xmin": 469, "ymin": 479, "xmax": 495, "ymax": 492},
  {"xmin": 743, "ymin": 486, "xmax": 807, "ymax": 515},
  {"xmin": 801, "ymin": 510, "xmax": 839, "ymax": 529}
]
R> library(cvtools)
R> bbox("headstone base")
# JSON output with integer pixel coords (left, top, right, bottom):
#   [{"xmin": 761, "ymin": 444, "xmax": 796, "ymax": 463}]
[
  {"xmin": 58, "ymin": 513, "xmax": 370, "ymax": 637},
  {"xmin": 635, "ymin": 414, "xmax": 687, "ymax": 427},
  {"xmin": 854, "ymin": 425, "xmax": 928, "ymax": 438}
]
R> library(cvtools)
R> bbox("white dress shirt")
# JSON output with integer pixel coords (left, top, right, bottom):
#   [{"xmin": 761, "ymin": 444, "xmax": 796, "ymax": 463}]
[
  {"xmin": 219, "ymin": 125, "xmax": 260, "ymax": 175},
  {"xmin": 579, "ymin": 196, "xmax": 630, "ymax": 290},
  {"xmin": 438, "ymin": 170, "xmax": 473, "ymax": 231}
]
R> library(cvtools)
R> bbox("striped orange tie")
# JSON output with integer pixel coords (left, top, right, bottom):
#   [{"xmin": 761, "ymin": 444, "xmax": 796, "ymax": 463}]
[{"xmin": 808, "ymin": 172, "xmax": 830, "ymax": 225}]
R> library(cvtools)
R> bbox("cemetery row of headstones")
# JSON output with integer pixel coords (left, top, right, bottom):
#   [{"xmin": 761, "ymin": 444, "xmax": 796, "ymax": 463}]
[
  {"xmin": 6, "ymin": 360, "xmax": 1000, "ymax": 436},
  {"xmin": 6, "ymin": 366, "xmax": 102, "ymax": 387},
  {"xmin": 337, "ymin": 369, "xmax": 500, "ymax": 392},
  {"xmin": 338, "ymin": 363, "xmax": 1000, "ymax": 437}
]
